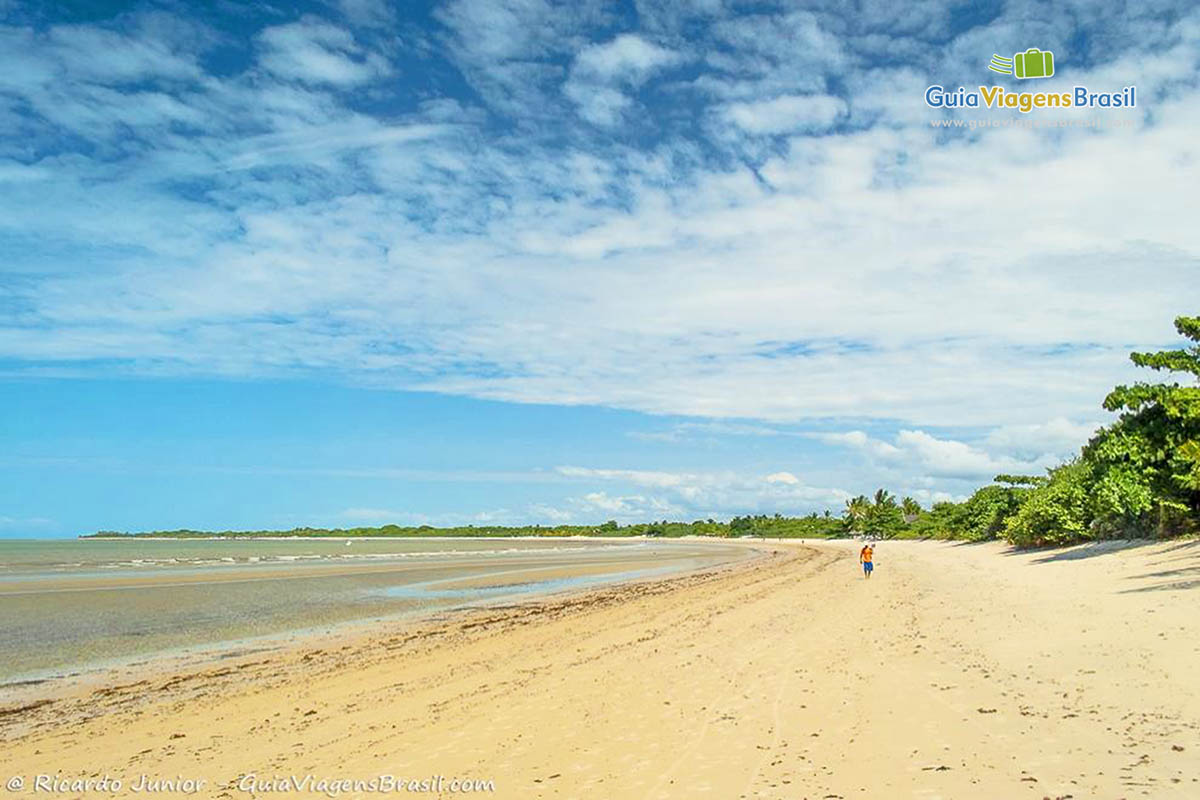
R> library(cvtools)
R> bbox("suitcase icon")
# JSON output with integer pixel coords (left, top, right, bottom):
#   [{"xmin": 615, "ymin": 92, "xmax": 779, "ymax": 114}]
[{"xmin": 1014, "ymin": 48, "xmax": 1054, "ymax": 79}]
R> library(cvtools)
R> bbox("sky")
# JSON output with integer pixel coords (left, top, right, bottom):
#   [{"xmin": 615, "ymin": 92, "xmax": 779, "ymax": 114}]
[{"xmin": 1, "ymin": 0, "xmax": 1198, "ymax": 537}]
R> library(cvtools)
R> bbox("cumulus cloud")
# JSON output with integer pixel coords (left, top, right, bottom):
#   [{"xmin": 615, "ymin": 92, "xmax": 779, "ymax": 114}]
[
  {"xmin": 528, "ymin": 503, "xmax": 575, "ymax": 522},
  {"xmin": 577, "ymin": 491, "xmax": 680, "ymax": 517},
  {"xmin": 816, "ymin": 429, "xmax": 1060, "ymax": 481},
  {"xmin": 983, "ymin": 418, "xmax": 1103, "ymax": 460},
  {"xmin": 557, "ymin": 465, "xmax": 851, "ymax": 518},
  {"xmin": 336, "ymin": 506, "xmax": 541, "ymax": 526}
]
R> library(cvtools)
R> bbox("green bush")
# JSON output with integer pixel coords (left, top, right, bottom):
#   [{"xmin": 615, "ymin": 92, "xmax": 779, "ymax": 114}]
[{"xmin": 1003, "ymin": 461, "xmax": 1092, "ymax": 547}]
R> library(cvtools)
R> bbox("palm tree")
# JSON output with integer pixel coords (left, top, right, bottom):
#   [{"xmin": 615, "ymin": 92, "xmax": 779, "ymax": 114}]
[
  {"xmin": 844, "ymin": 495, "xmax": 871, "ymax": 530},
  {"xmin": 873, "ymin": 488, "xmax": 897, "ymax": 509},
  {"xmin": 901, "ymin": 496, "xmax": 922, "ymax": 523}
]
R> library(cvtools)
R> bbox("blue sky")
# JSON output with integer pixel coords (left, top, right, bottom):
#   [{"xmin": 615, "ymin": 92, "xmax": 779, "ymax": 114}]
[{"xmin": 1, "ymin": 0, "xmax": 1198, "ymax": 536}]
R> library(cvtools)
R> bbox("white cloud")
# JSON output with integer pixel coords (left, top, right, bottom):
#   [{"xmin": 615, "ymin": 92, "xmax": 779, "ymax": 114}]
[
  {"xmin": 433, "ymin": 0, "xmax": 609, "ymax": 117},
  {"xmin": 3, "ymin": 3, "xmax": 1199, "ymax": 456},
  {"xmin": 44, "ymin": 23, "xmax": 204, "ymax": 84},
  {"xmin": 224, "ymin": 121, "xmax": 451, "ymax": 171},
  {"xmin": 556, "ymin": 466, "xmax": 688, "ymax": 488},
  {"xmin": 983, "ymin": 418, "xmax": 1103, "ymax": 460},
  {"xmin": 723, "ymin": 93, "xmax": 847, "ymax": 134},
  {"xmin": 697, "ymin": 11, "xmax": 846, "ymax": 100},
  {"xmin": 895, "ymin": 430, "xmax": 1050, "ymax": 479},
  {"xmin": 563, "ymin": 83, "xmax": 633, "ymax": 126},
  {"xmin": 679, "ymin": 422, "xmax": 793, "ymax": 437},
  {"xmin": 817, "ymin": 429, "xmax": 1059, "ymax": 481},
  {"xmin": 335, "ymin": 0, "xmax": 395, "ymax": 28},
  {"xmin": 564, "ymin": 34, "xmax": 682, "ymax": 125},
  {"xmin": 573, "ymin": 34, "xmax": 681, "ymax": 82},
  {"xmin": 578, "ymin": 491, "xmax": 680, "ymax": 517},
  {"xmin": 257, "ymin": 17, "xmax": 389, "ymax": 86},
  {"xmin": 901, "ymin": 487, "xmax": 959, "ymax": 507},
  {"xmin": 0, "ymin": 515, "xmax": 56, "ymax": 530},
  {"xmin": 528, "ymin": 503, "xmax": 575, "ymax": 522},
  {"xmin": 336, "ymin": 505, "xmax": 571, "ymax": 527},
  {"xmin": 558, "ymin": 465, "xmax": 851, "ymax": 518}
]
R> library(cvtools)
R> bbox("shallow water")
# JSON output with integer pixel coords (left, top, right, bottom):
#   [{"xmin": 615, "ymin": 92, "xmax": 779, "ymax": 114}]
[{"xmin": 0, "ymin": 537, "xmax": 748, "ymax": 683}]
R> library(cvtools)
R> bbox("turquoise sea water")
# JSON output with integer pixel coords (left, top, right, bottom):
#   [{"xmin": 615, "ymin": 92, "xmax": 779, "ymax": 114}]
[{"xmin": 0, "ymin": 537, "xmax": 748, "ymax": 684}]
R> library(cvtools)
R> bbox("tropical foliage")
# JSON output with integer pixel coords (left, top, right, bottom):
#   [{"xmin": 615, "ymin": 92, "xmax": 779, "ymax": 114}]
[{"xmin": 919, "ymin": 314, "xmax": 1200, "ymax": 546}]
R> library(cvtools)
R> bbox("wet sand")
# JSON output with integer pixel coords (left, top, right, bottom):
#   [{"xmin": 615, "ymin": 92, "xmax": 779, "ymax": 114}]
[
  {"xmin": 2, "ymin": 538, "xmax": 1198, "ymax": 798},
  {"xmin": 0, "ymin": 538, "xmax": 743, "ymax": 683}
]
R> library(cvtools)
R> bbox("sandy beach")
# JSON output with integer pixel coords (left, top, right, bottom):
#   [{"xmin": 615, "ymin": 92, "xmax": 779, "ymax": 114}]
[{"xmin": 3, "ymin": 538, "xmax": 1199, "ymax": 799}]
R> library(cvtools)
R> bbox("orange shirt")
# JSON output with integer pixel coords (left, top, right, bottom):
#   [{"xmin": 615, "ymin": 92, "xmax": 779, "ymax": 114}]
[{"xmin": 860, "ymin": 546, "xmax": 873, "ymax": 562}]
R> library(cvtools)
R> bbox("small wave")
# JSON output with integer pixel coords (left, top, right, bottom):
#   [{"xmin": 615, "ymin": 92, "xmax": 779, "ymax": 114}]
[{"xmin": 15, "ymin": 541, "xmax": 654, "ymax": 574}]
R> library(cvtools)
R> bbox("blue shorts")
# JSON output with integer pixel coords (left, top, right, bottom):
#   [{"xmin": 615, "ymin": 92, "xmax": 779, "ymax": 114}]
[{"xmin": 863, "ymin": 561, "xmax": 873, "ymax": 572}]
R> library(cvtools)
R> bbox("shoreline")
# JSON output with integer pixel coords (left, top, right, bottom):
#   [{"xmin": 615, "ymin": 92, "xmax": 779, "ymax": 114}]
[
  {"xmin": 3, "ymin": 538, "xmax": 1198, "ymax": 798},
  {"xmin": 72, "ymin": 534, "xmax": 810, "ymax": 541},
  {"xmin": 0, "ymin": 536, "xmax": 756, "ymax": 686},
  {"xmin": 0, "ymin": 541, "xmax": 776, "ymax": 725},
  {"xmin": 74, "ymin": 535, "xmax": 695, "ymax": 541}
]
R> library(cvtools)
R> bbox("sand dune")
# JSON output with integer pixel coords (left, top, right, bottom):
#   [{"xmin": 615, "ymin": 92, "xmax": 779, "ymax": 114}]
[{"xmin": 2, "ymin": 538, "xmax": 1199, "ymax": 799}]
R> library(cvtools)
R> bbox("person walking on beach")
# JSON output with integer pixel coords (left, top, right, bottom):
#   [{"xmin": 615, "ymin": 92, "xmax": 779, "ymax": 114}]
[{"xmin": 859, "ymin": 542, "xmax": 874, "ymax": 579}]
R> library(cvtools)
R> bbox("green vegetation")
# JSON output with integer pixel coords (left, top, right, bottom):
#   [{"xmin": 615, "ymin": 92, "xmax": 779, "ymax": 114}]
[
  {"xmin": 85, "ymin": 515, "xmax": 845, "ymax": 540},
  {"xmin": 86, "ymin": 314, "xmax": 1199, "ymax": 548},
  {"xmin": 84, "ymin": 515, "xmax": 844, "ymax": 542},
  {"xmin": 907, "ymin": 314, "xmax": 1200, "ymax": 547},
  {"xmin": 902, "ymin": 480, "xmax": 1035, "ymax": 542},
  {"xmin": 843, "ymin": 490, "xmax": 905, "ymax": 538},
  {"xmin": 727, "ymin": 513, "xmax": 845, "ymax": 538}
]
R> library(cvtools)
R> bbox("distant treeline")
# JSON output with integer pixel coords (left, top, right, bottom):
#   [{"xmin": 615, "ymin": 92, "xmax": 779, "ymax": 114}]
[
  {"xmin": 85, "ymin": 314, "xmax": 1199, "ymax": 549},
  {"xmin": 83, "ymin": 515, "xmax": 847, "ymax": 540}
]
